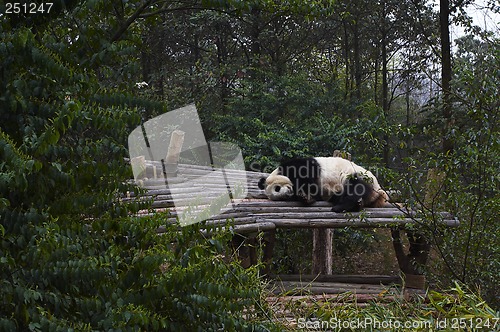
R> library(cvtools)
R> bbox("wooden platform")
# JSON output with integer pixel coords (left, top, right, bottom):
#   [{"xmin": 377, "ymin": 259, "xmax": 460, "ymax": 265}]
[
  {"xmin": 126, "ymin": 162, "xmax": 459, "ymax": 290},
  {"xmin": 126, "ymin": 162, "xmax": 459, "ymax": 233}
]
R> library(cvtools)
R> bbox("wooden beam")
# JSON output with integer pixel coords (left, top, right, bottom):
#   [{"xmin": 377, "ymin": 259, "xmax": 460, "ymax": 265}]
[
  {"xmin": 131, "ymin": 155, "xmax": 146, "ymax": 180},
  {"xmin": 269, "ymin": 218, "xmax": 459, "ymax": 228},
  {"xmin": 164, "ymin": 130, "xmax": 185, "ymax": 176},
  {"xmin": 273, "ymin": 274, "xmax": 401, "ymax": 285}
]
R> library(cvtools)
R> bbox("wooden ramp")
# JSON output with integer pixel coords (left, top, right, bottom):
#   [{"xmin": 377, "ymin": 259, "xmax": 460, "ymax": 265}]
[
  {"xmin": 265, "ymin": 274, "xmax": 427, "ymax": 328},
  {"xmin": 267, "ymin": 274, "xmax": 421, "ymax": 302}
]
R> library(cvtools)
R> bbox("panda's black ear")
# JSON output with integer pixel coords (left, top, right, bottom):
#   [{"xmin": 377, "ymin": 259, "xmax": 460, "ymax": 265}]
[{"xmin": 258, "ymin": 177, "xmax": 267, "ymax": 190}]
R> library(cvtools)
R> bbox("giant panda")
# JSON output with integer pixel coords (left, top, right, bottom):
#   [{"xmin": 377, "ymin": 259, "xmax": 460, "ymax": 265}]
[{"xmin": 257, "ymin": 157, "xmax": 391, "ymax": 212}]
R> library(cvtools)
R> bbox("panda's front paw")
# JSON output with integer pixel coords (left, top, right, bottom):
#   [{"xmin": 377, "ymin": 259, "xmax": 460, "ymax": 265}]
[
  {"xmin": 304, "ymin": 198, "xmax": 316, "ymax": 205},
  {"xmin": 331, "ymin": 205, "xmax": 346, "ymax": 213},
  {"xmin": 298, "ymin": 194, "xmax": 315, "ymax": 206}
]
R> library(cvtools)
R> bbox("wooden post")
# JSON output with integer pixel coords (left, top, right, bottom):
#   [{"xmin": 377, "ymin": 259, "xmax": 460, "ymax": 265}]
[
  {"xmin": 131, "ymin": 155, "xmax": 146, "ymax": 180},
  {"xmin": 262, "ymin": 228, "xmax": 276, "ymax": 276},
  {"xmin": 391, "ymin": 168, "xmax": 444, "ymax": 289},
  {"xmin": 391, "ymin": 228, "xmax": 430, "ymax": 289},
  {"xmin": 311, "ymin": 150, "xmax": 351, "ymax": 275},
  {"xmin": 164, "ymin": 130, "xmax": 185, "ymax": 176},
  {"xmin": 333, "ymin": 149, "xmax": 351, "ymax": 161},
  {"xmin": 312, "ymin": 229, "xmax": 333, "ymax": 275}
]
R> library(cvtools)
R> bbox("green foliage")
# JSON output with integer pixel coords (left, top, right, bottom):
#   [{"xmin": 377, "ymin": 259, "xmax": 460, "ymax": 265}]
[
  {"xmin": 390, "ymin": 33, "xmax": 500, "ymax": 308},
  {"xmin": 433, "ymin": 34, "xmax": 500, "ymax": 308},
  {"xmin": 201, "ymin": 0, "xmax": 336, "ymax": 14},
  {"xmin": 2, "ymin": 0, "xmax": 498, "ymax": 328},
  {"xmin": 205, "ymin": 72, "xmax": 374, "ymax": 169},
  {"xmin": 0, "ymin": 13, "xmax": 276, "ymax": 332}
]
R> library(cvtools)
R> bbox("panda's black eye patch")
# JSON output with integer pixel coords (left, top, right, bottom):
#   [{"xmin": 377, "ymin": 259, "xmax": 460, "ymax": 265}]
[
  {"xmin": 274, "ymin": 185, "xmax": 281, "ymax": 192},
  {"xmin": 258, "ymin": 177, "xmax": 266, "ymax": 190}
]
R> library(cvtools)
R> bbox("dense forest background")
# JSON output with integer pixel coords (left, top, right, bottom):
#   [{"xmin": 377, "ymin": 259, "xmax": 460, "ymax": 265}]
[{"xmin": 1, "ymin": 0, "xmax": 498, "ymax": 329}]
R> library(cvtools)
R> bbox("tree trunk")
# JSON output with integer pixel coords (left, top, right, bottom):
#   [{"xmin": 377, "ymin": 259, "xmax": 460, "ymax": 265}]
[
  {"xmin": 342, "ymin": 21, "xmax": 350, "ymax": 101},
  {"xmin": 353, "ymin": 22, "xmax": 362, "ymax": 100},
  {"xmin": 215, "ymin": 22, "xmax": 230, "ymax": 110},
  {"xmin": 381, "ymin": 1, "xmax": 390, "ymax": 166},
  {"xmin": 250, "ymin": 6, "xmax": 261, "ymax": 68},
  {"xmin": 440, "ymin": 0, "xmax": 453, "ymax": 153},
  {"xmin": 374, "ymin": 57, "xmax": 379, "ymax": 106}
]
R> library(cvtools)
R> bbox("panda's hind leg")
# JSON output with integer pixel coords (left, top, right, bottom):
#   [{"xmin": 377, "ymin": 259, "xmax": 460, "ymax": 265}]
[{"xmin": 330, "ymin": 175, "xmax": 368, "ymax": 213}]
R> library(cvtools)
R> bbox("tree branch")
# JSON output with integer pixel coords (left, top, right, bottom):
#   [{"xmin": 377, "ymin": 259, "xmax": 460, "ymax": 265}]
[{"xmin": 111, "ymin": 0, "xmax": 154, "ymax": 42}]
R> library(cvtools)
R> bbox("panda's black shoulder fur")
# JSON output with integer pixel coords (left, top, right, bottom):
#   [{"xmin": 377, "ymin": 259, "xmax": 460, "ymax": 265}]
[
  {"xmin": 279, "ymin": 157, "xmax": 322, "ymax": 203},
  {"xmin": 279, "ymin": 157, "xmax": 321, "ymax": 180}
]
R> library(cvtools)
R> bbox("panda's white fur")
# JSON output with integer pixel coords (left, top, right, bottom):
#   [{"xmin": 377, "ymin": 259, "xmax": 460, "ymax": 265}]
[
  {"xmin": 314, "ymin": 157, "xmax": 384, "ymax": 202},
  {"xmin": 260, "ymin": 157, "xmax": 390, "ymax": 211}
]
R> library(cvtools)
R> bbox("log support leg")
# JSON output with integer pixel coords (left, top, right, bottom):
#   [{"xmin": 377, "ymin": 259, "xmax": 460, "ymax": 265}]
[
  {"xmin": 231, "ymin": 229, "xmax": 276, "ymax": 275},
  {"xmin": 231, "ymin": 234, "xmax": 255, "ymax": 269},
  {"xmin": 391, "ymin": 228, "xmax": 431, "ymax": 289},
  {"xmin": 261, "ymin": 229, "xmax": 276, "ymax": 275},
  {"xmin": 312, "ymin": 228, "xmax": 333, "ymax": 275}
]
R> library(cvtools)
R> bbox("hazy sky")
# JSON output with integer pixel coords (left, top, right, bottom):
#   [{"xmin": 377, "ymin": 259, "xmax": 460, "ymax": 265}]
[{"xmin": 448, "ymin": 0, "xmax": 499, "ymax": 40}]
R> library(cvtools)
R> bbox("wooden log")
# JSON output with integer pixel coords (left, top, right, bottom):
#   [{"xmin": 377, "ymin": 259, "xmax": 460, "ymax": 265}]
[
  {"xmin": 164, "ymin": 130, "xmax": 185, "ymax": 176},
  {"xmin": 255, "ymin": 210, "xmax": 419, "ymax": 219},
  {"xmin": 269, "ymin": 218, "xmax": 459, "ymax": 228},
  {"xmin": 205, "ymin": 212, "xmax": 253, "ymax": 221},
  {"xmin": 271, "ymin": 281, "xmax": 397, "ymax": 295},
  {"xmin": 311, "ymin": 151, "xmax": 342, "ymax": 276},
  {"xmin": 391, "ymin": 229, "xmax": 430, "ymax": 288},
  {"xmin": 273, "ymin": 274, "xmax": 402, "ymax": 285},
  {"xmin": 271, "ymin": 287, "xmax": 391, "ymax": 296},
  {"xmin": 405, "ymin": 274, "xmax": 426, "ymax": 289},
  {"xmin": 156, "ymin": 220, "xmax": 275, "ymax": 235},
  {"xmin": 131, "ymin": 155, "xmax": 147, "ymax": 180},
  {"xmin": 232, "ymin": 222, "xmax": 276, "ymax": 234},
  {"xmin": 177, "ymin": 167, "xmax": 258, "ymax": 177},
  {"xmin": 202, "ymin": 222, "xmax": 276, "ymax": 234},
  {"xmin": 274, "ymin": 281, "xmax": 394, "ymax": 291},
  {"xmin": 204, "ymin": 217, "xmax": 258, "ymax": 226},
  {"xmin": 143, "ymin": 177, "xmax": 188, "ymax": 186},
  {"xmin": 149, "ymin": 213, "xmax": 457, "ymax": 229},
  {"xmin": 266, "ymin": 293, "xmax": 401, "ymax": 304},
  {"xmin": 262, "ymin": 228, "xmax": 276, "ymax": 275},
  {"xmin": 312, "ymin": 228, "xmax": 332, "ymax": 275}
]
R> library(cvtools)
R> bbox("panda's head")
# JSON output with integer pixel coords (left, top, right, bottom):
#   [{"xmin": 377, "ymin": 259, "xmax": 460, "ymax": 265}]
[{"xmin": 258, "ymin": 168, "xmax": 294, "ymax": 200}]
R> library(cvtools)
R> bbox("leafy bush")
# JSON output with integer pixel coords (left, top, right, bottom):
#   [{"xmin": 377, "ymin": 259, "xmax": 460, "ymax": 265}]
[
  {"xmin": 387, "ymin": 33, "xmax": 500, "ymax": 309},
  {"xmin": 0, "ymin": 21, "xmax": 276, "ymax": 331},
  {"xmin": 203, "ymin": 72, "xmax": 380, "ymax": 170}
]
